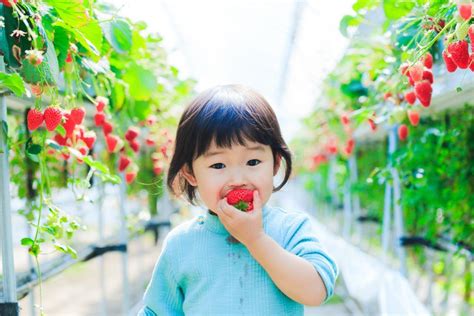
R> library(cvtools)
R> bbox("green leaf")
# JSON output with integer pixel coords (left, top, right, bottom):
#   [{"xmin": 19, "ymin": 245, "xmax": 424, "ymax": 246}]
[
  {"xmin": 353, "ymin": 0, "xmax": 381, "ymax": 11},
  {"xmin": 54, "ymin": 242, "xmax": 68, "ymax": 253},
  {"xmin": 66, "ymin": 245, "xmax": 78, "ymax": 259},
  {"xmin": 0, "ymin": 72, "xmax": 26, "ymax": 96},
  {"xmin": 29, "ymin": 243, "xmax": 40, "ymax": 257},
  {"xmin": 53, "ymin": 26, "xmax": 71, "ymax": 69},
  {"xmin": 28, "ymin": 144, "xmax": 42, "ymax": 155},
  {"xmin": 44, "ymin": 0, "xmax": 89, "ymax": 28},
  {"xmin": 102, "ymin": 19, "xmax": 133, "ymax": 54},
  {"xmin": 339, "ymin": 15, "xmax": 363, "ymax": 37},
  {"xmin": 111, "ymin": 80, "xmax": 126, "ymax": 110},
  {"xmin": 383, "ymin": 0, "xmax": 415, "ymax": 20},
  {"xmin": 131, "ymin": 100, "xmax": 152, "ymax": 121},
  {"xmin": 56, "ymin": 124, "xmax": 66, "ymax": 137},
  {"xmin": 123, "ymin": 62, "xmax": 157, "ymax": 100},
  {"xmin": 53, "ymin": 21, "xmax": 103, "ymax": 57},
  {"xmin": 97, "ymin": 172, "xmax": 121, "ymax": 184},
  {"xmin": 83, "ymin": 156, "xmax": 110, "ymax": 174},
  {"xmin": 21, "ymin": 237, "xmax": 35, "ymax": 246}
]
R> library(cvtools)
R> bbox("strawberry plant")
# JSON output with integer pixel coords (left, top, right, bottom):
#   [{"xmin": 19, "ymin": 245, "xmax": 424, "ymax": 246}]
[{"xmin": 1, "ymin": 1, "xmax": 195, "ymax": 313}]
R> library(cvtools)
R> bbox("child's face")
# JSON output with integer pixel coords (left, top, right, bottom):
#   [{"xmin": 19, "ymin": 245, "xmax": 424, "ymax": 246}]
[{"xmin": 182, "ymin": 139, "xmax": 280, "ymax": 213}]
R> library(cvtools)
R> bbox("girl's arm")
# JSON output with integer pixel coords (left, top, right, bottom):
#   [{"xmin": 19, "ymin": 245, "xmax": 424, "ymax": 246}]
[
  {"xmin": 215, "ymin": 194, "xmax": 337, "ymax": 306},
  {"xmin": 246, "ymin": 232, "xmax": 328, "ymax": 306}
]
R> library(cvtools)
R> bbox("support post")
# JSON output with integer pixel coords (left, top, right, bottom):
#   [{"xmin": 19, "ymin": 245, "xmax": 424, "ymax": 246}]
[{"xmin": 0, "ymin": 56, "xmax": 19, "ymax": 315}]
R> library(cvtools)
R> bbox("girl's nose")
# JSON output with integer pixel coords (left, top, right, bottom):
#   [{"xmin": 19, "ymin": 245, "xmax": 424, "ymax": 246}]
[{"xmin": 227, "ymin": 168, "xmax": 247, "ymax": 186}]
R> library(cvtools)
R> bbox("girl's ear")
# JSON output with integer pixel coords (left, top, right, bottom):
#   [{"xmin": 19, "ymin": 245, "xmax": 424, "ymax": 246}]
[
  {"xmin": 181, "ymin": 165, "xmax": 198, "ymax": 186},
  {"xmin": 273, "ymin": 155, "xmax": 282, "ymax": 176}
]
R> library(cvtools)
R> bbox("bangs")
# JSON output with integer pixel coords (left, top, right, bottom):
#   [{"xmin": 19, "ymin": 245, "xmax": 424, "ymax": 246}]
[{"xmin": 191, "ymin": 91, "xmax": 274, "ymax": 160}]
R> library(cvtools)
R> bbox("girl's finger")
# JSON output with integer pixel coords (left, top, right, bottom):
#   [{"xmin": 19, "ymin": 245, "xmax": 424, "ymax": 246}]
[
  {"xmin": 220, "ymin": 199, "xmax": 237, "ymax": 219},
  {"xmin": 252, "ymin": 190, "xmax": 262, "ymax": 212},
  {"xmin": 216, "ymin": 200, "xmax": 233, "ymax": 220}
]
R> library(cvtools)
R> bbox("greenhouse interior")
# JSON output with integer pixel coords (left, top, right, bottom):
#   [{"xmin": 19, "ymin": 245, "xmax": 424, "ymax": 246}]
[{"xmin": 0, "ymin": 0, "xmax": 473, "ymax": 315}]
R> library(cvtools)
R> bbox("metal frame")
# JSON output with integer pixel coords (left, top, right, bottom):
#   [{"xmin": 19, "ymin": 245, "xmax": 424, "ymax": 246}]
[{"xmin": 0, "ymin": 56, "xmax": 19, "ymax": 315}]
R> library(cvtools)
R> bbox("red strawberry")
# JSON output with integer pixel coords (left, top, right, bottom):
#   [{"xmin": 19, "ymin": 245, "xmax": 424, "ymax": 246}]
[
  {"xmin": 404, "ymin": 91, "xmax": 416, "ymax": 105},
  {"xmin": 153, "ymin": 165, "xmax": 163, "ymax": 175},
  {"xmin": 408, "ymin": 75, "xmax": 415, "ymax": 87},
  {"xmin": 340, "ymin": 113, "xmax": 350, "ymax": 125},
  {"xmin": 94, "ymin": 112, "xmax": 105, "ymax": 126},
  {"xmin": 226, "ymin": 189, "xmax": 254, "ymax": 212},
  {"xmin": 65, "ymin": 52, "xmax": 73, "ymax": 63},
  {"xmin": 442, "ymin": 50, "xmax": 458, "ymax": 72},
  {"xmin": 469, "ymin": 54, "xmax": 474, "ymax": 71},
  {"xmin": 414, "ymin": 81, "xmax": 432, "ymax": 107},
  {"xmin": 422, "ymin": 70, "xmax": 433, "ymax": 84},
  {"xmin": 125, "ymin": 171, "xmax": 137, "ymax": 184},
  {"xmin": 398, "ymin": 124, "xmax": 408, "ymax": 141},
  {"xmin": 458, "ymin": 3, "xmax": 472, "ymax": 21},
  {"xmin": 408, "ymin": 63, "xmax": 424, "ymax": 82},
  {"xmin": 407, "ymin": 110, "xmax": 420, "ymax": 126},
  {"xmin": 102, "ymin": 121, "xmax": 113, "ymax": 136},
  {"xmin": 383, "ymin": 92, "xmax": 392, "ymax": 100},
  {"xmin": 79, "ymin": 146, "xmax": 88, "ymax": 156},
  {"xmin": 118, "ymin": 155, "xmax": 131, "ymax": 172},
  {"xmin": 70, "ymin": 107, "xmax": 85, "ymax": 125},
  {"xmin": 160, "ymin": 145, "xmax": 168, "ymax": 158},
  {"xmin": 43, "ymin": 107, "xmax": 63, "ymax": 131},
  {"xmin": 469, "ymin": 25, "xmax": 474, "ymax": 50},
  {"xmin": 76, "ymin": 146, "xmax": 88, "ymax": 164},
  {"xmin": 125, "ymin": 126, "xmax": 140, "ymax": 141},
  {"xmin": 105, "ymin": 134, "xmax": 119, "ymax": 153},
  {"xmin": 82, "ymin": 131, "xmax": 96, "ymax": 149},
  {"xmin": 62, "ymin": 113, "xmax": 76, "ymax": 137},
  {"xmin": 95, "ymin": 96, "xmax": 108, "ymax": 112},
  {"xmin": 145, "ymin": 137, "xmax": 156, "ymax": 146},
  {"xmin": 27, "ymin": 108, "xmax": 44, "ymax": 131},
  {"xmin": 399, "ymin": 63, "xmax": 409, "ymax": 76},
  {"xmin": 422, "ymin": 53, "xmax": 433, "ymax": 69},
  {"xmin": 130, "ymin": 139, "xmax": 140, "ymax": 153},
  {"xmin": 0, "ymin": 0, "xmax": 18, "ymax": 7},
  {"xmin": 54, "ymin": 134, "xmax": 68, "ymax": 146},
  {"xmin": 447, "ymin": 41, "xmax": 470, "ymax": 69},
  {"xmin": 368, "ymin": 118, "xmax": 377, "ymax": 131},
  {"xmin": 345, "ymin": 138, "xmax": 355, "ymax": 155}
]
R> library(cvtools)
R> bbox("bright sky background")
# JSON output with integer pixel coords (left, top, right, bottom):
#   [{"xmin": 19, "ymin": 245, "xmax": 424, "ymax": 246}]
[{"xmin": 113, "ymin": 0, "xmax": 354, "ymax": 141}]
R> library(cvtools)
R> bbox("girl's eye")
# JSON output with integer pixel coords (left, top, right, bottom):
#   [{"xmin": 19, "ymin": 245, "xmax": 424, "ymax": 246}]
[
  {"xmin": 210, "ymin": 163, "xmax": 225, "ymax": 169},
  {"xmin": 247, "ymin": 159, "xmax": 261, "ymax": 166}
]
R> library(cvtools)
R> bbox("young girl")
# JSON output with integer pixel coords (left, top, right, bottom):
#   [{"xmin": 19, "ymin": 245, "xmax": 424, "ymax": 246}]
[{"xmin": 139, "ymin": 84, "xmax": 338, "ymax": 315}]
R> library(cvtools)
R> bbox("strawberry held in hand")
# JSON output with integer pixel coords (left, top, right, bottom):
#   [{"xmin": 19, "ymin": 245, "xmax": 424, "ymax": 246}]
[{"xmin": 226, "ymin": 189, "xmax": 254, "ymax": 212}]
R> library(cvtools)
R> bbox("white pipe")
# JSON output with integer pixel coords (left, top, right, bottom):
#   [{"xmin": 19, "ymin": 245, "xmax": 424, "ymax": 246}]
[
  {"xmin": 119, "ymin": 177, "xmax": 130, "ymax": 315},
  {"xmin": 0, "ymin": 56, "xmax": 18, "ymax": 305}
]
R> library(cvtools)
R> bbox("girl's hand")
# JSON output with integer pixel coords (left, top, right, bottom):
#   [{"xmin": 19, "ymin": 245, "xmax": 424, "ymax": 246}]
[{"xmin": 214, "ymin": 190, "xmax": 266, "ymax": 248}]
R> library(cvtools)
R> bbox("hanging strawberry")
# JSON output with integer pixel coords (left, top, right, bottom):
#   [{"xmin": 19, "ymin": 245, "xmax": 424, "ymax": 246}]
[
  {"xmin": 27, "ymin": 108, "xmax": 44, "ymax": 131},
  {"xmin": 398, "ymin": 124, "xmax": 409, "ymax": 141},
  {"xmin": 447, "ymin": 41, "xmax": 470, "ymax": 69},
  {"xmin": 414, "ymin": 80, "xmax": 432, "ymax": 107},
  {"xmin": 43, "ymin": 106, "xmax": 63, "ymax": 131},
  {"xmin": 442, "ymin": 50, "xmax": 458, "ymax": 72}
]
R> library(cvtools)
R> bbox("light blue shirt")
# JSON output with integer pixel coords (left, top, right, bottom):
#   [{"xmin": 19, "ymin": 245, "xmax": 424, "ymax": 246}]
[{"xmin": 138, "ymin": 204, "xmax": 338, "ymax": 315}]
